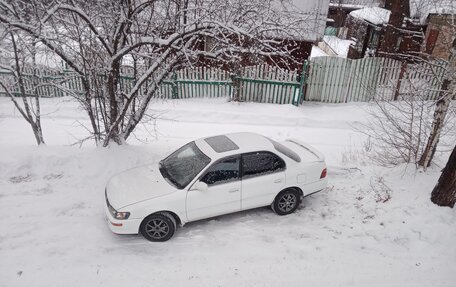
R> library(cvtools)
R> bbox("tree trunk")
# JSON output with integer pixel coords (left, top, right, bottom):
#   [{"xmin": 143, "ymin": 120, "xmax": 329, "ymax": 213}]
[
  {"xmin": 9, "ymin": 32, "xmax": 46, "ymax": 145},
  {"xmin": 229, "ymin": 62, "xmax": 242, "ymax": 102},
  {"xmin": 431, "ymin": 145, "xmax": 456, "ymax": 207},
  {"xmin": 417, "ymin": 80, "xmax": 451, "ymax": 168},
  {"xmin": 384, "ymin": 0, "xmax": 394, "ymax": 10},
  {"xmin": 30, "ymin": 123, "xmax": 45, "ymax": 145},
  {"xmin": 379, "ymin": 0, "xmax": 410, "ymax": 55},
  {"xmin": 31, "ymin": 44, "xmax": 45, "ymax": 145},
  {"xmin": 418, "ymin": 39, "xmax": 456, "ymax": 168},
  {"xmin": 105, "ymin": 62, "xmax": 122, "ymax": 146}
]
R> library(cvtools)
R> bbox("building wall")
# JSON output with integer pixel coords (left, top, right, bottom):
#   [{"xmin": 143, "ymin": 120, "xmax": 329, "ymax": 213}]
[
  {"xmin": 267, "ymin": 40, "xmax": 312, "ymax": 71},
  {"xmin": 423, "ymin": 14, "xmax": 455, "ymax": 60},
  {"xmin": 344, "ymin": 15, "xmax": 370, "ymax": 58},
  {"xmin": 328, "ymin": 0, "xmax": 385, "ymax": 28},
  {"xmin": 291, "ymin": 0, "xmax": 331, "ymax": 42}
]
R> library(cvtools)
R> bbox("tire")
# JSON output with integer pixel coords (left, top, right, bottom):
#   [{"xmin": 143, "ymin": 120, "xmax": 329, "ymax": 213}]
[
  {"xmin": 272, "ymin": 188, "xmax": 301, "ymax": 216},
  {"xmin": 140, "ymin": 212, "xmax": 176, "ymax": 242}
]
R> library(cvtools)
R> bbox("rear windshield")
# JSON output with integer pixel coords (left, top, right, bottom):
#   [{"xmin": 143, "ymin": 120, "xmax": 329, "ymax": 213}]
[{"xmin": 267, "ymin": 138, "xmax": 301, "ymax": 162}]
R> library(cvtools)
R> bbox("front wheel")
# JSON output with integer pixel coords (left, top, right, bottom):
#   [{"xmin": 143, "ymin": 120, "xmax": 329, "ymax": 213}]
[
  {"xmin": 272, "ymin": 189, "xmax": 301, "ymax": 216},
  {"xmin": 140, "ymin": 213, "xmax": 176, "ymax": 242}
]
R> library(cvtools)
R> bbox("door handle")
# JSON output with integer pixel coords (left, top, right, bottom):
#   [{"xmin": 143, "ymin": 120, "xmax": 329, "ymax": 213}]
[
  {"xmin": 228, "ymin": 188, "xmax": 239, "ymax": 193},
  {"xmin": 274, "ymin": 179, "xmax": 283, "ymax": 183}
]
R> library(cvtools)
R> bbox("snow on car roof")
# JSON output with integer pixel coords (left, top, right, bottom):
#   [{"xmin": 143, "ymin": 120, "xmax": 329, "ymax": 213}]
[{"xmin": 226, "ymin": 132, "xmax": 273, "ymax": 152}]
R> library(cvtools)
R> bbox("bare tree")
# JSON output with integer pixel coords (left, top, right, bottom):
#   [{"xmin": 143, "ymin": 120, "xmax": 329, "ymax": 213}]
[
  {"xmin": 360, "ymin": 0, "xmax": 456, "ymax": 169},
  {"xmin": 358, "ymin": 60, "xmax": 455, "ymax": 167},
  {"xmin": 0, "ymin": 30, "xmax": 46, "ymax": 145},
  {"xmin": 0, "ymin": 0, "xmax": 317, "ymax": 146}
]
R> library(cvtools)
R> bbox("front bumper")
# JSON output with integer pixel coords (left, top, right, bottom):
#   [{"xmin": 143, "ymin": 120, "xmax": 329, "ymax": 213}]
[{"xmin": 104, "ymin": 200, "xmax": 141, "ymax": 235}]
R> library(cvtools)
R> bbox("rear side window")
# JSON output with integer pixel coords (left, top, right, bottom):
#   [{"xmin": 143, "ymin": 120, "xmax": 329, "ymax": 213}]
[
  {"xmin": 201, "ymin": 156, "xmax": 240, "ymax": 185},
  {"xmin": 242, "ymin": 152, "xmax": 285, "ymax": 179}
]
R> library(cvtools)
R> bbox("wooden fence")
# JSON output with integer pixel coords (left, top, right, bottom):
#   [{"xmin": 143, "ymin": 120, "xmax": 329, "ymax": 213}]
[{"xmin": 305, "ymin": 57, "xmax": 448, "ymax": 103}]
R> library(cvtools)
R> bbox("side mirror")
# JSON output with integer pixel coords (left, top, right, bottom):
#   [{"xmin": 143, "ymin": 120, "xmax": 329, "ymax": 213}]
[{"xmin": 190, "ymin": 181, "xmax": 208, "ymax": 192}]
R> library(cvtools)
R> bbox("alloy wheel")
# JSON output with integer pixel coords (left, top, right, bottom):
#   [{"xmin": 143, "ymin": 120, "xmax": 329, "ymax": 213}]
[
  {"xmin": 145, "ymin": 219, "xmax": 170, "ymax": 240},
  {"xmin": 277, "ymin": 193, "xmax": 297, "ymax": 212}
]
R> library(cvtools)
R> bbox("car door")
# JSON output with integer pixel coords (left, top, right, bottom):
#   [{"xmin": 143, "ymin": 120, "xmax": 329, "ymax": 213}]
[
  {"xmin": 186, "ymin": 156, "xmax": 241, "ymax": 221},
  {"xmin": 240, "ymin": 151, "xmax": 286, "ymax": 210}
]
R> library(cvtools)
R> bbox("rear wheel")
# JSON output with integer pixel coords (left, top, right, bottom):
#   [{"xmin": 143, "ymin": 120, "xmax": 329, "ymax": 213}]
[
  {"xmin": 140, "ymin": 213, "xmax": 176, "ymax": 242},
  {"xmin": 272, "ymin": 189, "xmax": 301, "ymax": 215}
]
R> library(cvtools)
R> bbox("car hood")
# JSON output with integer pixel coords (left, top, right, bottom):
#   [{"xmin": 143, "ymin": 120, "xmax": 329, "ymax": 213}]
[{"xmin": 106, "ymin": 164, "xmax": 176, "ymax": 209}]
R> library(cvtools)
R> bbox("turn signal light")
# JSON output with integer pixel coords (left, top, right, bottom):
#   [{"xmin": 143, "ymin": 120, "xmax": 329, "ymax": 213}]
[
  {"xmin": 110, "ymin": 221, "xmax": 123, "ymax": 227},
  {"xmin": 320, "ymin": 168, "xmax": 327, "ymax": 179}
]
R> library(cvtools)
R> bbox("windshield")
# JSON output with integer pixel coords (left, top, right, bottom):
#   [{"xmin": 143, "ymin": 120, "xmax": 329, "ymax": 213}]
[{"xmin": 160, "ymin": 141, "xmax": 211, "ymax": 189}]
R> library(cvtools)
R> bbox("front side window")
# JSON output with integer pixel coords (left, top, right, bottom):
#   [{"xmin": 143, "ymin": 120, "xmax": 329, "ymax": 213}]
[
  {"xmin": 242, "ymin": 152, "xmax": 285, "ymax": 179},
  {"xmin": 201, "ymin": 156, "xmax": 240, "ymax": 186},
  {"xmin": 160, "ymin": 142, "xmax": 211, "ymax": 189}
]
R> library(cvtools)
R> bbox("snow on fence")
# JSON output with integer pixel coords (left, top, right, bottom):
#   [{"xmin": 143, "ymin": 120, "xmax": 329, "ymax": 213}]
[{"xmin": 305, "ymin": 57, "xmax": 448, "ymax": 103}]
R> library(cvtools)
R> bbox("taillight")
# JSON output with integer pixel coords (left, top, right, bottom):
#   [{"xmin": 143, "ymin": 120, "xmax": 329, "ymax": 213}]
[{"xmin": 320, "ymin": 168, "xmax": 327, "ymax": 179}]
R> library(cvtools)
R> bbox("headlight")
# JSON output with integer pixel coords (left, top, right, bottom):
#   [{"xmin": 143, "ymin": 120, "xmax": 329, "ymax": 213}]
[
  {"xmin": 106, "ymin": 189, "xmax": 130, "ymax": 220},
  {"xmin": 114, "ymin": 211, "xmax": 130, "ymax": 220}
]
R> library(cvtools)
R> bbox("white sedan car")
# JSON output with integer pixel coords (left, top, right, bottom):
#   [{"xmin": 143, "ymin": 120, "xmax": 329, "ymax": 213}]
[{"xmin": 105, "ymin": 132, "xmax": 327, "ymax": 241}]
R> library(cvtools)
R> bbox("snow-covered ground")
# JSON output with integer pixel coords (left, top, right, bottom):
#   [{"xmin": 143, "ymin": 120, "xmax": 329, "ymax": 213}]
[{"xmin": 0, "ymin": 97, "xmax": 455, "ymax": 287}]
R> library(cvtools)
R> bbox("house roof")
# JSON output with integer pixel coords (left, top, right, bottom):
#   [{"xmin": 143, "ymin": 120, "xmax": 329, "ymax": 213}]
[
  {"xmin": 410, "ymin": 0, "xmax": 456, "ymax": 24},
  {"xmin": 349, "ymin": 7, "xmax": 391, "ymax": 25},
  {"xmin": 330, "ymin": 0, "xmax": 384, "ymax": 9}
]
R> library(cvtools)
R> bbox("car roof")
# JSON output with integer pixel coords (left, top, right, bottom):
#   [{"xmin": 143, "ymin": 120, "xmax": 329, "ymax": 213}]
[{"xmin": 195, "ymin": 132, "xmax": 274, "ymax": 160}]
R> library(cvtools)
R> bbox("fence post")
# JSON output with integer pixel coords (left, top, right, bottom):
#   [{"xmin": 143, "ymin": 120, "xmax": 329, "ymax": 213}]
[
  {"xmin": 171, "ymin": 72, "xmax": 178, "ymax": 99},
  {"xmin": 294, "ymin": 60, "xmax": 308, "ymax": 106},
  {"xmin": 393, "ymin": 62, "xmax": 407, "ymax": 101}
]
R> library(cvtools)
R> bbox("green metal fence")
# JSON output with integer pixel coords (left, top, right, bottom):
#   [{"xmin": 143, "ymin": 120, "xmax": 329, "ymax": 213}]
[
  {"xmin": 0, "ymin": 67, "xmax": 67, "ymax": 98},
  {"xmin": 0, "ymin": 64, "xmax": 304, "ymax": 105}
]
